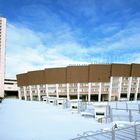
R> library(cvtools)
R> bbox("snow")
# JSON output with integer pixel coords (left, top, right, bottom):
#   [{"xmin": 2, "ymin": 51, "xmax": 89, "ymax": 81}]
[
  {"xmin": 0, "ymin": 99, "xmax": 140, "ymax": 140},
  {"xmin": 0, "ymin": 99, "xmax": 108, "ymax": 140}
]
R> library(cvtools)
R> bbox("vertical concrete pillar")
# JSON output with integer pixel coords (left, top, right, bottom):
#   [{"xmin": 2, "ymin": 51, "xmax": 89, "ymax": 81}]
[
  {"xmin": 118, "ymin": 77, "xmax": 122, "ymax": 101},
  {"xmin": 128, "ymin": 77, "xmax": 132, "ymax": 101},
  {"xmin": 18, "ymin": 87, "xmax": 21, "ymax": 100},
  {"xmin": 29, "ymin": 85, "xmax": 33, "ymax": 101},
  {"xmin": 46, "ymin": 84, "xmax": 48, "ymax": 97},
  {"xmin": 88, "ymin": 83, "xmax": 91, "ymax": 102},
  {"xmin": 37, "ymin": 85, "xmax": 41, "ymax": 101},
  {"xmin": 67, "ymin": 83, "xmax": 70, "ymax": 100},
  {"xmin": 23, "ymin": 86, "xmax": 27, "ymax": 101},
  {"xmin": 109, "ymin": 77, "xmax": 113, "ymax": 101},
  {"xmin": 56, "ymin": 84, "xmax": 59, "ymax": 98},
  {"xmin": 98, "ymin": 83, "xmax": 101, "ymax": 102},
  {"xmin": 77, "ymin": 83, "xmax": 80, "ymax": 101},
  {"xmin": 135, "ymin": 78, "xmax": 140, "ymax": 101}
]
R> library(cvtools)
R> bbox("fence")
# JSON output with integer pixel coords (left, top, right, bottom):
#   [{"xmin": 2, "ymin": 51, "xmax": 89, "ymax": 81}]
[
  {"xmin": 70, "ymin": 121, "xmax": 140, "ymax": 140},
  {"xmin": 44, "ymin": 98, "xmax": 140, "ymax": 122}
]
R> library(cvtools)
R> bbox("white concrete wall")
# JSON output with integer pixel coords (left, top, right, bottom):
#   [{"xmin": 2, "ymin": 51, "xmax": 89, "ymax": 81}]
[
  {"xmin": 0, "ymin": 17, "xmax": 6, "ymax": 98},
  {"xmin": 4, "ymin": 80, "xmax": 18, "ymax": 91}
]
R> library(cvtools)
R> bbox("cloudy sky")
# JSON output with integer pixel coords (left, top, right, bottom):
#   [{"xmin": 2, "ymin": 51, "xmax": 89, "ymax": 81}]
[{"xmin": 0, "ymin": 0, "xmax": 140, "ymax": 78}]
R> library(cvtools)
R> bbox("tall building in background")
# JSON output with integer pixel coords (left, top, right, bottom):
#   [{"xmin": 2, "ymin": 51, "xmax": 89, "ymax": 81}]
[{"xmin": 0, "ymin": 17, "xmax": 6, "ymax": 98}]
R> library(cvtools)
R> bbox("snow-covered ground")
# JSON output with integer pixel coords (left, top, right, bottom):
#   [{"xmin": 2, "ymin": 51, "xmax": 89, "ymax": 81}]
[
  {"xmin": 0, "ymin": 99, "xmax": 110, "ymax": 140},
  {"xmin": 0, "ymin": 99, "xmax": 140, "ymax": 140}
]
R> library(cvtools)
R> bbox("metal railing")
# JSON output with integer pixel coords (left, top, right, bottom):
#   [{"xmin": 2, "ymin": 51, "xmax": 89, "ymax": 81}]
[{"xmin": 70, "ymin": 121, "xmax": 140, "ymax": 140}]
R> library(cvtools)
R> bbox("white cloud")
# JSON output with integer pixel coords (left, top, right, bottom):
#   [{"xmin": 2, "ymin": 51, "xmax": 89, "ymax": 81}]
[
  {"xmin": 5, "ymin": 18, "xmax": 140, "ymax": 79},
  {"xmin": 6, "ymin": 23, "xmax": 90, "ymax": 79},
  {"xmin": 87, "ymin": 20, "xmax": 140, "ymax": 54}
]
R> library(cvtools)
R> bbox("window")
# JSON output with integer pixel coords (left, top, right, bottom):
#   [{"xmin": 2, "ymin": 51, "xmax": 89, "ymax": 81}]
[
  {"xmin": 74, "ymin": 89, "xmax": 77, "ymax": 92},
  {"xmin": 74, "ymin": 83, "xmax": 77, "ymax": 86},
  {"xmin": 91, "ymin": 88, "xmax": 98, "ymax": 92},
  {"xmin": 69, "ymin": 83, "xmax": 77, "ymax": 87},
  {"xmin": 59, "ymin": 84, "xmax": 62, "ymax": 87},
  {"xmin": 132, "ymin": 82, "xmax": 137, "ymax": 86},
  {"xmin": 132, "ymin": 77, "xmax": 137, "ymax": 80},
  {"xmin": 31, "ymin": 85, "xmax": 37, "ymax": 88},
  {"xmin": 32, "ymin": 90, "xmax": 36, "ymax": 93},
  {"xmin": 69, "ymin": 88, "xmax": 77, "ymax": 92},
  {"xmin": 96, "ymin": 112, "xmax": 104, "ymax": 116},
  {"xmin": 20, "ymin": 86, "xmax": 24, "ymax": 90},
  {"xmin": 121, "ymin": 88, "xmax": 127, "ymax": 92},
  {"xmin": 131, "ymin": 88, "xmax": 136, "ymax": 92},
  {"xmin": 122, "ymin": 82, "xmax": 128, "ymax": 86},
  {"xmin": 80, "ymin": 83, "xmax": 88, "ymax": 86},
  {"xmin": 81, "ymin": 88, "xmax": 88, "ymax": 92},
  {"xmin": 123, "ymin": 77, "xmax": 129, "ymax": 80},
  {"xmin": 40, "ymin": 90, "xmax": 45, "ymax": 93},
  {"xmin": 72, "ymin": 106, "xmax": 77, "ymax": 109},
  {"xmin": 103, "ymin": 88, "xmax": 109, "ymax": 92},
  {"xmin": 26, "ymin": 86, "xmax": 30, "ymax": 90},
  {"xmin": 40, "ymin": 84, "xmax": 45, "ymax": 88}
]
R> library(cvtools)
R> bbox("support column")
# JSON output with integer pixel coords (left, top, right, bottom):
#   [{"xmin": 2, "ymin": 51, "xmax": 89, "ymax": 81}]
[
  {"xmin": 77, "ymin": 83, "xmax": 80, "ymax": 101},
  {"xmin": 18, "ymin": 87, "xmax": 21, "ymax": 100},
  {"xmin": 88, "ymin": 83, "xmax": 91, "ymax": 102},
  {"xmin": 128, "ymin": 77, "xmax": 132, "ymax": 101},
  {"xmin": 98, "ymin": 83, "xmax": 101, "ymax": 102},
  {"xmin": 118, "ymin": 77, "xmax": 122, "ymax": 101},
  {"xmin": 23, "ymin": 86, "xmax": 27, "ymax": 101},
  {"xmin": 135, "ymin": 78, "xmax": 140, "ymax": 101},
  {"xmin": 29, "ymin": 85, "xmax": 33, "ymax": 101},
  {"xmin": 37, "ymin": 85, "xmax": 41, "ymax": 101},
  {"xmin": 56, "ymin": 84, "xmax": 59, "ymax": 98},
  {"xmin": 67, "ymin": 83, "xmax": 70, "ymax": 100},
  {"xmin": 46, "ymin": 84, "xmax": 48, "ymax": 97},
  {"xmin": 109, "ymin": 77, "xmax": 113, "ymax": 101}
]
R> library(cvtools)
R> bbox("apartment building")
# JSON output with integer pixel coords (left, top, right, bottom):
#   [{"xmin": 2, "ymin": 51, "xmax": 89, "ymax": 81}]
[
  {"xmin": 0, "ymin": 17, "xmax": 6, "ymax": 98},
  {"xmin": 17, "ymin": 64, "xmax": 140, "ymax": 102}
]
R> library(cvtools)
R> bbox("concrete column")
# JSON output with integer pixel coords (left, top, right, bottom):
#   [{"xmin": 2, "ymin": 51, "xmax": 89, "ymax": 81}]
[
  {"xmin": 29, "ymin": 85, "xmax": 33, "ymax": 101},
  {"xmin": 135, "ymin": 78, "xmax": 140, "ymax": 101},
  {"xmin": 67, "ymin": 83, "xmax": 70, "ymax": 100},
  {"xmin": 77, "ymin": 83, "xmax": 80, "ymax": 101},
  {"xmin": 128, "ymin": 77, "xmax": 132, "ymax": 101},
  {"xmin": 56, "ymin": 84, "xmax": 59, "ymax": 98},
  {"xmin": 118, "ymin": 77, "xmax": 122, "ymax": 101},
  {"xmin": 46, "ymin": 84, "xmax": 49, "ymax": 97},
  {"xmin": 18, "ymin": 87, "xmax": 21, "ymax": 100},
  {"xmin": 37, "ymin": 85, "xmax": 41, "ymax": 101},
  {"xmin": 98, "ymin": 83, "xmax": 101, "ymax": 102},
  {"xmin": 23, "ymin": 86, "xmax": 27, "ymax": 101},
  {"xmin": 109, "ymin": 77, "xmax": 113, "ymax": 101},
  {"xmin": 88, "ymin": 83, "xmax": 91, "ymax": 102}
]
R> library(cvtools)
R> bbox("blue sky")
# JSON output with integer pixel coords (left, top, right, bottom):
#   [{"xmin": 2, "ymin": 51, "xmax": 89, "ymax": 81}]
[{"xmin": 0, "ymin": 0, "xmax": 140, "ymax": 78}]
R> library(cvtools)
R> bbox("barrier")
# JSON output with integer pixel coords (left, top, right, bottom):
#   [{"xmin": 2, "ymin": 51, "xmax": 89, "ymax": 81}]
[{"xmin": 70, "ymin": 121, "xmax": 140, "ymax": 140}]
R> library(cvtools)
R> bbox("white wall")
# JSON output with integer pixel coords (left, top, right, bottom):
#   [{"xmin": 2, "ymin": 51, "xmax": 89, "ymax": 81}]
[{"xmin": 0, "ymin": 17, "xmax": 6, "ymax": 97}]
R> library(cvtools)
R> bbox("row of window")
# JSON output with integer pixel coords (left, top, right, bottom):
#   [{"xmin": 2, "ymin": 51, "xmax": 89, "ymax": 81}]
[
  {"xmin": 20, "ymin": 83, "xmax": 111, "ymax": 89},
  {"xmin": 20, "ymin": 79, "xmax": 140, "ymax": 90},
  {"xmin": 21, "ymin": 86, "xmax": 140, "ymax": 95},
  {"xmin": 21, "ymin": 88, "xmax": 109, "ymax": 93}
]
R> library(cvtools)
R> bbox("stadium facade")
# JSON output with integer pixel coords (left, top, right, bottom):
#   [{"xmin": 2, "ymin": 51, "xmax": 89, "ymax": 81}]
[{"xmin": 17, "ymin": 63, "xmax": 140, "ymax": 102}]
